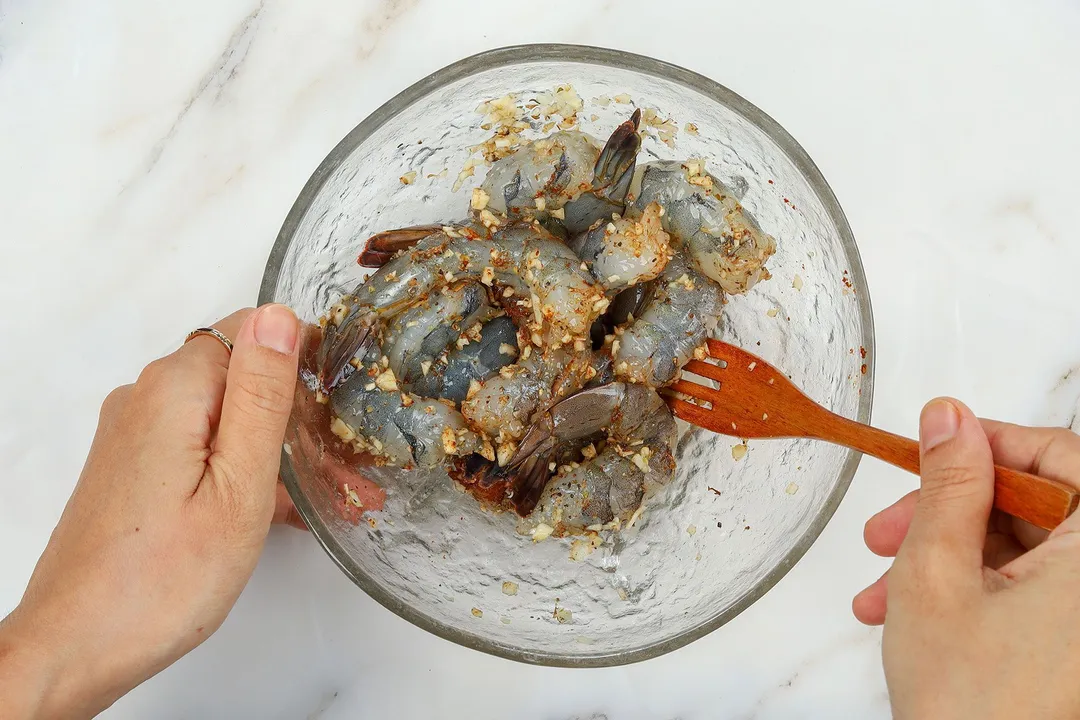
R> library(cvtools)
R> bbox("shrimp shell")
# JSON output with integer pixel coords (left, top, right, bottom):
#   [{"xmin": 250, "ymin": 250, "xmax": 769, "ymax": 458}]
[
  {"xmin": 612, "ymin": 255, "xmax": 723, "ymax": 387},
  {"xmin": 512, "ymin": 382, "xmax": 677, "ymax": 524},
  {"xmin": 568, "ymin": 201, "xmax": 672, "ymax": 291},
  {"xmin": 632, "ymin": 160, "xmax": 776, "ymax": 294}
]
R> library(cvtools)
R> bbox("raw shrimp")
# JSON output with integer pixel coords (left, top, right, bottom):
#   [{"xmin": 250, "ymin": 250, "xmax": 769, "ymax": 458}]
[
  {"xmin": 329, "ymin": 344, "xmax": 491, "ymax": 469},
  {"xmin": 588, "ymin": 282, "xmax": 653, "ymax": 349},
  {"xmin": 409, "ymin": 315, "xmax": 519, "ymax": 403},
  {"xmin": 380, "ymin": 281, "xmax": 495, "ymax": 387},
  {"xmin": 611, "ymin": 255, "xmax": 724, "ymax": 387},
  {"xmin": 567, "ymin": 201, "xmax": 672, "ymax": 292},
  {"xmin": 583, "ymin": 350, "xmax": 614, "ymax": 388},
  {"xmin": 480, "ymin": 111, "xmax": 642, "ymax": 234},
  {"xmin": 506, "ymin": 382, "xmax": 678, "ymax": 523},
  {"xmin": 460, "ymin": 344, "xmax": 595, "ymax": 446},
  {"xmin": 311, "ymin": 96, "xmax": 785, "ymax": 535},
  {"xmin": 447, "ymin": 344, "xmax": 598, "ymax": 511},
  {"xmin": 318, "ymin": 221, "xmax": 607, "ymax": 390},
  {"xmin": 632, "ymin": 160, "xmax": 776, "ymax": 294},
  {"xmin": 605, "ymin": 282, "xmax": 652, "ymax": 326},
  {"xmin": 357, "ymin": 224, "xmax": 442, "ymax": 268},
  {"xmin": 453, "ymin": 344, "xmax": 614, "ymax": 510}
]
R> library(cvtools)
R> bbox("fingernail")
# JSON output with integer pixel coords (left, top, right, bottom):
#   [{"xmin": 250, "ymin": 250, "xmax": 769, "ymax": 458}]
[
  {"xmin": 253, "ymin": 304, "xmax": 298, "ymax": 355},
  {"xmin": 920, "ymin": 398, "xmax": 960, "ymax": 452}
]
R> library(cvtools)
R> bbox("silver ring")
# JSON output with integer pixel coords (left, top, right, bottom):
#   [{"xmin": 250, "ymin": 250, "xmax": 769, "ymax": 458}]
[{"xmin": 185, "ymin": 327, "xmax": 234, "ymax": 354}]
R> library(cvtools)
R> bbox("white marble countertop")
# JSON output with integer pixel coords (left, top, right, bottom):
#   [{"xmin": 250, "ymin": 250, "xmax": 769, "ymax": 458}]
[{"xmin": 3, "ymin": 1, "xmax": 1080, "ymax": 717}]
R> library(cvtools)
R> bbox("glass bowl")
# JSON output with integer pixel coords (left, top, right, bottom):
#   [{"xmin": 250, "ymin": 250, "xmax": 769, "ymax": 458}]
[{"xmin": 259, "ymin": 44, "xmax": 873, "ymax": 667}]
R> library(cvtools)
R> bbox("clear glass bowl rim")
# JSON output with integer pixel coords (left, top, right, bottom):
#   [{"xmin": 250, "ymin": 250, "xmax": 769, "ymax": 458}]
[{"xmin": 258, "ymin": 43, "xmax": 876, "ymax": 668}]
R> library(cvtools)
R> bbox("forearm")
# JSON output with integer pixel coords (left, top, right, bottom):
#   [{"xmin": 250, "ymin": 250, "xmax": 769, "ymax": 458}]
[
  {"xmin": 0, "ymin": 608, "xmax": 99, "ymax": 720},
  {"xmin": 0, "ymin": 306, "xmax": 301, "ymax": 718}
]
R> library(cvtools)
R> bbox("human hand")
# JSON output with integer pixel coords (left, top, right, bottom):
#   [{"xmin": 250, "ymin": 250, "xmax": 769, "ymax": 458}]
[
  {"xmin": 854, "ymin": 398, "xmax": 1080, "ymax": 719},
  {"xmin": 0, "ymin": 305, "xmax": 304, "ymax": 719}
]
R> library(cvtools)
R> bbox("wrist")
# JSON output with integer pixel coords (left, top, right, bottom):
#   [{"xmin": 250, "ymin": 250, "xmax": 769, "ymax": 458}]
[{"xmin": 0, "ymin": 605, "xmax": 103, "ymax": 720}]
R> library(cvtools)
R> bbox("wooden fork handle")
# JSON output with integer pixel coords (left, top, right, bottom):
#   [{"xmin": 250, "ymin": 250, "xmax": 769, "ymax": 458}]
[{"xmin": 824, "ymin": 416, "xmax": 1080, "ymax": 531}]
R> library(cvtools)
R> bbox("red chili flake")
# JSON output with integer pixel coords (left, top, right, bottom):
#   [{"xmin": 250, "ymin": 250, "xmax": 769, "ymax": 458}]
[
  {"xmin": 707, "ymin": 486, "xmax": 722, "ymax": 496},
  {"xmin": 849, "ymin": 348, "xmax": 854, "ymax": 355},
  {"xmin": 860, "ymin": 364, "xmax": 868, "ymax": 375},
  {"xmin": 860, "ymin": 347, "xmax": 867, "ymax": 359},
  {"xmin": 783, "ymin": 198, "xmax": 790, "ymax": 204},
  {"xmin": 767, "ymin": 179, "xmax": 774, "ymax": 184}
]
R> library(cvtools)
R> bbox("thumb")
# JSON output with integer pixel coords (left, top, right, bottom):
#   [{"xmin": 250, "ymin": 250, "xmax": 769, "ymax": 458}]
[
  {"xmin": 901, "ymin": 398, "xmax": 994, "ymax": 573},
  {"xmin": 209, "ymin": 304, "xmax": 300, "ymax": 507}
]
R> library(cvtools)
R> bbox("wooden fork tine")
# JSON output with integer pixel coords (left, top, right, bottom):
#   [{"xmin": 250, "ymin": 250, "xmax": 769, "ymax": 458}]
[
  {"xmin": 683, "ymin": 359, "xmax": 726, "ymax": 383},
  {"xmin": 669, "ymin": 378, "xmax": 722, "ymax": 404},
  {"xmin": 706, "ymin": 339, "xmax": 783, "ymax": 379},
  {"xmin": 665, "ymin": 396, "xmax": 714, "ymax": 426},
  {"xmin": 678, "ymin": 337, "xmax": 1080, "ymax": 532},
  {"xmin": 705, "ymin": 338, "xmax": 738, "ymax": 361},
  {"xmin": 706, "ymin": 338, "xmax": 763, "ymax": 368}
]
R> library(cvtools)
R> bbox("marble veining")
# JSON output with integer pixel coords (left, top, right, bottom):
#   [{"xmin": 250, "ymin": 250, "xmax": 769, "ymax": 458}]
[
  {"xmin": 129, "ymin": 0, "xmax": 267, "ymax": 189},
  {"xmin": 2, "ymin": 0, "xmax": 1079, "ymax": 718}
]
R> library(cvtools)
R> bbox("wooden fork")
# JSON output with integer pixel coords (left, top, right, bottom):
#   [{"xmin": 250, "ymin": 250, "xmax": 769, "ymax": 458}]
[{"xmin": 666, "ymin": 338, "xmax": 1080, "ymax": 531}]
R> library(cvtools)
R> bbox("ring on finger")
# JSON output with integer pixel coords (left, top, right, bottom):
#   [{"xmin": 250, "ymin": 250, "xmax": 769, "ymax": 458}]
[{"xmin": 185, "ymin": 327, "xmax": 234, "ymax": 354}]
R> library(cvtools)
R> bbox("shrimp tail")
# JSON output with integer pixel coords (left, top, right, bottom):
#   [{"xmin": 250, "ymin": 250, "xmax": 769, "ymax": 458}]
[
  {"xmin": 561, "ymin": 112, "xmax": 642, "ymax": 234},
  {"xmin": 508, "ymin": 452, "xmax": 554, "ymax": 516},
  {"xmin": 449, "ymin": 411, "xmax": 561, "ymax": 517},
  {"xmin": 592, "ymin": 108, "xmax": 642, "ymax": 202},
  {"xmin": 447, "ymin": 451, "xmax": 551, "ymax": 517},
  {"xmin": 357, "ymin": 225, "xmax": 441, "ymax": 267},
  {"xmin": 508, "ymin": 419, "xmax": 557, "ymax": 469},
  {"xmin": 317, "ymin": 307, "xmax": 377, "ymax": 392},
  {"xmin": 501, "ymin": 383, "xmax": 623, "ymax": 514},
  {"xmin": 505, "ymin": 420, "xmax": 561, "ymax": 516},
  {"xmin": 448, "ymin": 455, "xmax": 512, "ymax": 505}
]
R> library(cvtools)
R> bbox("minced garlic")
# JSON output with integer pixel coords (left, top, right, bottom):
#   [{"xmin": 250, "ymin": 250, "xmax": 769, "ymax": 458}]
[
  {"xmin": 374, "ymin": 369, "xmax": 398, "ymax": 392},
  {"xmin": 330, "ymin": 417, "xmax": 356, "ymax": 442},
  {"xmin": 471, "ymin": 187, "xmax": 490, "ymax": 211},
  {"xmin": 531, "ymin": 523, "xmax": 554, "ymax": 542}
]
